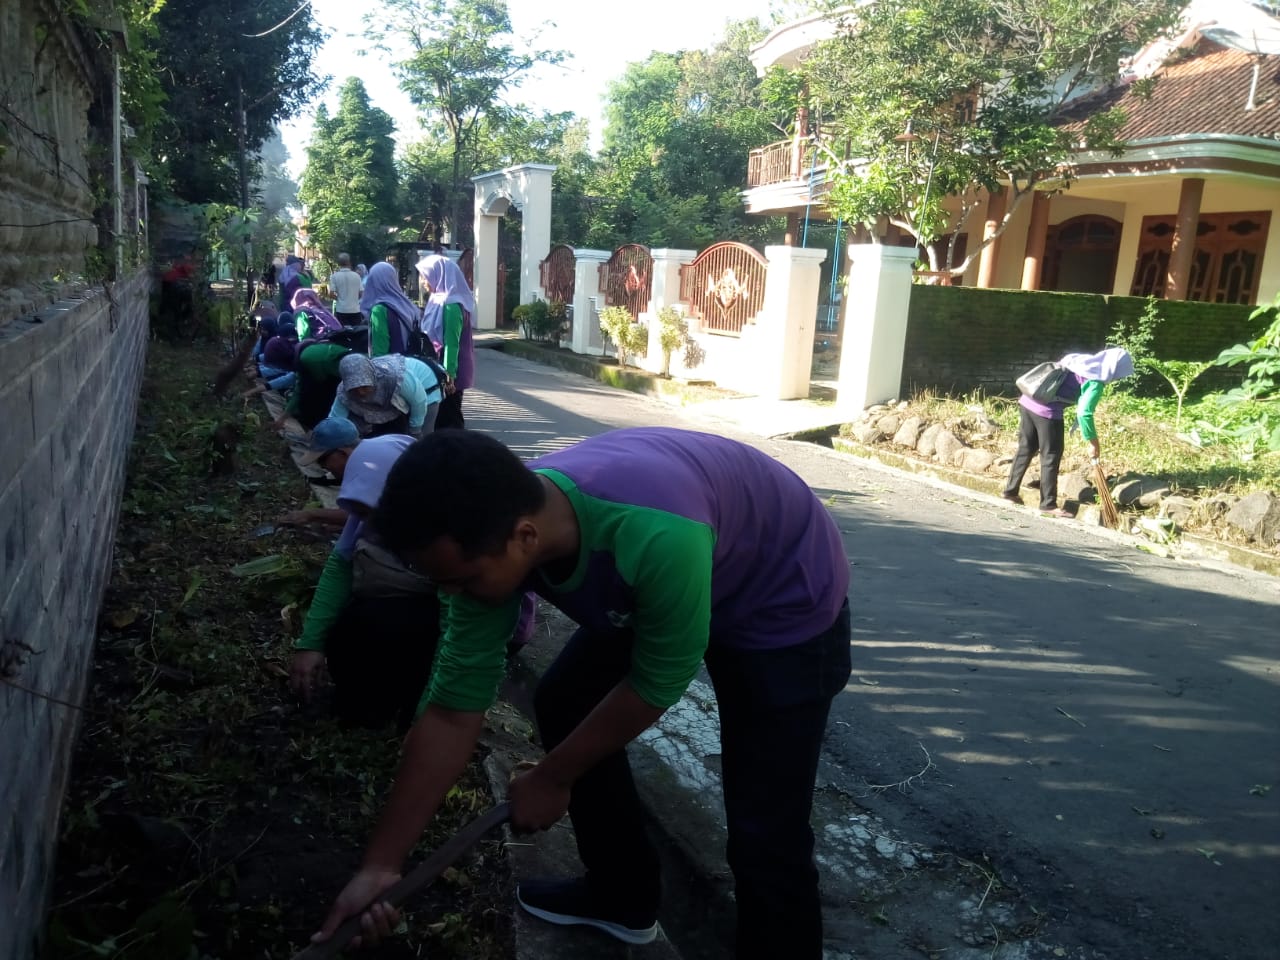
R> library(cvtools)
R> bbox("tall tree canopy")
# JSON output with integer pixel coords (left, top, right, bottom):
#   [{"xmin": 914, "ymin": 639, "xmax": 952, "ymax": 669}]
[
  {"xmin": 151, "ymin": 0, "xmax": 326, "ymax": 203},
  {"xmin": 801, "ymin": 0, "xmax": 1182, "ymax": 272},
  {"xmin": 372, "ymin": 0, "xmax": 566, "ymax": 244},
  {"xmin": 298, "ymin": 78, "xmax": 400, "ymax": 263},
  {"xmin": 590, "ymin": 19, "xmax": 779, "ymax": 249}
]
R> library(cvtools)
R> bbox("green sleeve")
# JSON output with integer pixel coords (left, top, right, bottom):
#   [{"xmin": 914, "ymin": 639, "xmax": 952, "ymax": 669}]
[
  {"xmin": 1077, "ymin": 380, "xmax": 1105, "ymax": 441},
  {"xmin": 295, "ymin": 552, "xmax": 352, "ymax": 652},
  {"xmin": 418, "ymin": 593, "xmax": 521, "ymax": 714},
  {"xmin": 617, "ymin": 514, "xmax": 715, "ymax": 709},
  {"xmin": 442, "ymin": 303, "xmax": 463, "ymax": 378},
  {"xmin": 295, "ymin": 310, "xmax": 310, "ymax": 339},
  {"xmin": 370, "ymin": 304, "xmax": 390, "ymax": 358}
]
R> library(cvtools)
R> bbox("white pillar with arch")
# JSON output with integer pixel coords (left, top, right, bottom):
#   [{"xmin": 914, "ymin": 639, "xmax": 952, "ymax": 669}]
[
  {"xmin": 836, "ymin": 244, "xmax": 918, "ymax": 412},
  {"xmin": 470, "ymin": 162, "xmax": 556, "ymax": 330}
]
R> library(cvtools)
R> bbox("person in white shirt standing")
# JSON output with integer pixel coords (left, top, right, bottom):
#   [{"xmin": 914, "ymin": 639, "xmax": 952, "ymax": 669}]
[{"xmin": 330, "ymin": 253, "xmax": 364, "ymax": 326}]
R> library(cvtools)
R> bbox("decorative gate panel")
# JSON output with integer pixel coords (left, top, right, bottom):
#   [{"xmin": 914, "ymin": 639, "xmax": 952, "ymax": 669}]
[
  {"xmin": 598, "ymin": 244, "xmax": 653, "ymax": 319},
  {"xmin": 679, "ymin": 242, "xmax": 768, "ymax": 335},
  {"xmin": 539, "ymin": 244, "xmax": 576, "ymax": 305}
]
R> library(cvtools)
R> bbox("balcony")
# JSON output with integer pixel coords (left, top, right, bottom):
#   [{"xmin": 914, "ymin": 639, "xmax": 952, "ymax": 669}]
[{"xmin": 744, "ymin": 137, "xmax": 835, "ymax": 215}]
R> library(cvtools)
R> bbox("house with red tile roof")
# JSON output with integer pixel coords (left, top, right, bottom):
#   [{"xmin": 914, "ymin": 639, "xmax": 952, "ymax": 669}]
[{"xmin": 744, "ymin": 0, "xmax": 1280, "ymax": 305}]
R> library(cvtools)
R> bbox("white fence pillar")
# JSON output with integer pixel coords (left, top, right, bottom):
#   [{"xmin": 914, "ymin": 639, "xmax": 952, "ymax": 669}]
[
  {"xmin": 472, "ymin": 213, "xmax": 500, "ymax": 330},
  {"xmin": 836, "ymin": 244, "xmax": 917, "ymax": 412},
  {"xmin": 571, "ymin": 249, "xmax": 611, "ymax": 355},
  {"xmin": 738, "ymin": 245, "xmax": 825, "ymax": 400},
  {"xmin": 641, "ymin": 248, "xmax": 696, "ymax": 374}
]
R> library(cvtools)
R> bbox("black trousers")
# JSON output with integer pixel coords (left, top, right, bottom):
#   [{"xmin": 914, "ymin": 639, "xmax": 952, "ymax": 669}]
[
  {"xmin": 1004, "ymin": 405, "xmax": 1065, "ymax": 510},
  {"xmin": 435, "ymin": 390, "xmax": 465, "ymax": 430},
  {"xmin": 532, "ymin": 601, "xmax": 852, "ymax": 960},
  {"xmin": 325, "ymin": 593, "xmax": 441, "ymax": 730},
  {"xmin": 295, "ymin": 369, "xmax": 341, "ymax": 431}
]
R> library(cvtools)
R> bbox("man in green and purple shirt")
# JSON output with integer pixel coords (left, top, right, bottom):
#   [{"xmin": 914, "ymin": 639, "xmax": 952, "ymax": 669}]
[{"xmin": 310, "ymin": 427, "xmax": 852, "ymax": 959}]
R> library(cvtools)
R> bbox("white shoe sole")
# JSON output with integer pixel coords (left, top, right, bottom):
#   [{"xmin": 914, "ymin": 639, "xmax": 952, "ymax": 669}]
[{"xmin": 517, "ymin": 890, "xmax": 659, "ymax": 945}]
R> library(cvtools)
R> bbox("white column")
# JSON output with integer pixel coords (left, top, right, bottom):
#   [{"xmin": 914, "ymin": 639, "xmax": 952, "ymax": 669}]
[
  {"xmin": 511, "ymin": 164, "xmax": 556, "ymax": 305},
  {"xmin": 641, "ymin": 248, "xmax": 696, "ymax": 373},
  {"xmin": 472, "ymin": 213, "xmax": 500, "ymax": 330},
  {"xmin": 835, "ymin": 244, "xmax": 917, "ymax": 412},
  {"xmin": 742, "ymin": 245, "xmax": 827, "ymax": 400},
  {"xmin": 571, "ymin": 249, "xmax": 611, "ymax": 355}
]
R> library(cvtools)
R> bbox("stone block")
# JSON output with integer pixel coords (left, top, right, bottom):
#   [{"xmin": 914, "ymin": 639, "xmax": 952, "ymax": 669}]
[
  {"xmin": 0, "ymin": 378, "xmax": 35, "ymax": 498},
  {"xmin": 851, "ymin": 422, "xmax": 882, "ymax": 444},
  {"xmin": 959, "ymin": 448, "xmax": 995, "ymax": 474},
  {"xmin": 875, "ymin": 414, "xmax": 902, "ymax": 438},
  {"xmin": 1226, "ymin": 491, "xmax": 1280, "ymax": 543},
  {"xmin": 891, "ymin": 416, "xmax": 924, "ymax": 448},
  {"xmin": 934, "ymin": 428, "xmax": 966, "ymax": 464},
  {"xmin": 1076, "ymin": 504, "xmax": 1104, "ymax": 527},
  {"xmin": 916, "ymin": 422, "xmax": 943, "ymax": 458},
  {"xmin": 1113, "ymin": 475, "xmax": 1170, "ymax": 508},
  {"xmin": 1059, "ymin": 470, "xmax": 1095, "ymax": 504},
  {"xmin": 1159, "ymin": 495, "xmax": 1198, "ymax": 527}
]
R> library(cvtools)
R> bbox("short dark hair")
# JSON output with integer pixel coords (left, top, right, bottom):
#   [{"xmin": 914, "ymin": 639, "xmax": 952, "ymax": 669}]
[{"xmin": 373, "ymin": 431, "xmax": 546, "ymax": 558}]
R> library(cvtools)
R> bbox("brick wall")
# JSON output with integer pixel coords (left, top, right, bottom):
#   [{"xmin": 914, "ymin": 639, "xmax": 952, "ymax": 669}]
[
  {"xmin": 0, "ymin": 271, "xmax": 150, "ymax": 960},
  {"xmin": 901, "ymin": 286, "xmax": 1267, "ymax": 397}
]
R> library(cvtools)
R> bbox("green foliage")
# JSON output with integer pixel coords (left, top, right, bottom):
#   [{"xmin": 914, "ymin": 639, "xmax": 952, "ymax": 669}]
[
  {"xmin": 298, "ymin": 78, "xmax": 399, "ymax": 261},
  {"xmin": 1146, "ymin": 359, "xmax": 1213, "ymax": 430},
  {"xmin": 1108, "ymin": 295, "xmax": 1162, "ymax": 376},
  {"xmin": 586, "ymin": 19, "xmax": 781, "ymax": 249},
  {"xmin": 512, "ymin": 298, "xmax": 568, "ymax": 342},
  {"xmin": 599, "ymin": 306, "xmax": 648, "ymax": 369},
  {"xmin": 1204, "ymin": 293, "xmax": 1280, "ymax": 457},
  {"xmin": 150, "ymin": 0, "xmax": 326, "ymax": 203},
  {"xmin": 657, "ymin": 306, "xmax": 690, "ymax": 377},
  {"xmin": 807, "ymin": 0, "xmax": 1182, "ymax": 272}
]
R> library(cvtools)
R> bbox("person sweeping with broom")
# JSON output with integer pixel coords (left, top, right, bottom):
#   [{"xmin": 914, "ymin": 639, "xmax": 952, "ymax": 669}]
[{"xmin": 1002, "ymin": 346, "xmax": 1133, "ymax": 518}]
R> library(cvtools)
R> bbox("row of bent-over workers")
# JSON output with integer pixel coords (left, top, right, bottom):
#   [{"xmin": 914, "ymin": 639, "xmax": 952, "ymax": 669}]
[{"xmin": 245, "ymin": 254, "xmax": 476, "ymax": 434}]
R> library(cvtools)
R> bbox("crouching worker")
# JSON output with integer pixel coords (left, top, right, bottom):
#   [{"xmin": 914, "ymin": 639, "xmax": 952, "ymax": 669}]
[
  {"xmin": 308, "ymin": 427, "xmax": 852, "ymax": 960},
  {"xmin": 287, "ymin": 422, "xmax": 439, "ymax": 730}
]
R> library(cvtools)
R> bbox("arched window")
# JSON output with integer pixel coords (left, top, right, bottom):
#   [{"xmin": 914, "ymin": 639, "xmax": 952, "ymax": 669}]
[{"xmin": 1043, "ymin": 215, "xmax": 1122, "ymax": 294}]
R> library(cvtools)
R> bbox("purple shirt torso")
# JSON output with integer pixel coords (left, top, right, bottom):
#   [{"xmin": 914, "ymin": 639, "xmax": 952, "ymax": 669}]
[
  {"xmin": 529, "ymin": 428, "xmax": 850, "ymax": 650},
  {"xmin": 1019, "ymin": 372, "xmax": 1084, "ymax": 419}
]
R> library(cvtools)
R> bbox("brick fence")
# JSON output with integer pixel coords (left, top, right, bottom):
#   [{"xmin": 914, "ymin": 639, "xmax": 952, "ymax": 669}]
[
  {"xmin": 901, "ymin": 285, "xmax": 1267, "ymax": 397},
  {"xmin": 0, "ymin": 271, "xmax": 150, "ymax": 960}
]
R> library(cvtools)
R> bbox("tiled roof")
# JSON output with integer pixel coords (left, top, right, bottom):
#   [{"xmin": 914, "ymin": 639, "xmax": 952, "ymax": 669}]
[{"xmin": 1057, "ymin": 40, "xmax": 1280, "ymax": 141}]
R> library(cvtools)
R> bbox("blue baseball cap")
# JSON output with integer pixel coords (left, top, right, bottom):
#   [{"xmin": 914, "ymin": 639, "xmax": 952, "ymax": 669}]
[{"xmin": 298, "ymin": 417, "xmax": 360, "ymax": 466}]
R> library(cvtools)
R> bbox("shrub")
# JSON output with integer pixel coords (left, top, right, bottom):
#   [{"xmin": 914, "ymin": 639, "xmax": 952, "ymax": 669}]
[
  {"xmin": 599, "ymin": 306, "xmax": 648, "ymax": 369},
  {"xmin": 513, "ymin": 298, "xmax": 568, "ymax": 343},
  {"xmin": 656, "ymin": 306, "xmax": 690, "ymax": 377}
]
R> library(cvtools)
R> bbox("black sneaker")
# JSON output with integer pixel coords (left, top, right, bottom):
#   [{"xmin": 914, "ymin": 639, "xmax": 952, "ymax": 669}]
[{"xmin": 517, "ymin": 877, "xmax": 658, "ymax": 945}]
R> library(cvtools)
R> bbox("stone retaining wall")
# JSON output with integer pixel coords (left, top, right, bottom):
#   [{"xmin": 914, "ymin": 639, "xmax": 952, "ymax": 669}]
[{"xmin": 0, "ymin": 271, "xmax": 150, "ymax": 960}]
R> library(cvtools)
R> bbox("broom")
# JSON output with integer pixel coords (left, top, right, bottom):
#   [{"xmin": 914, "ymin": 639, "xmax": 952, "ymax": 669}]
[{"xmin": 1092, "ymin": 459, "xmax": 1120, "ymax": 529}]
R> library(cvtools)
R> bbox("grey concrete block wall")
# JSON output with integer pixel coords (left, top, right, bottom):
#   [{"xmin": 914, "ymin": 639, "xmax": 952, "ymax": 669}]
[{"xmin": 0, "ymin": 271, "xmax": 150, "ymax": 960}]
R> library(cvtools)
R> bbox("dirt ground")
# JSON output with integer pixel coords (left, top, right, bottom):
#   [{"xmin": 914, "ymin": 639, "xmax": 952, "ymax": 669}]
[{"xmin": 44, "ymin": 341, "xmax": 512, "ymax": 960}]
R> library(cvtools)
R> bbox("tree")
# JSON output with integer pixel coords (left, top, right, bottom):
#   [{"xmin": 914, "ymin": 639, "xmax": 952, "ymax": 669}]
[
  {"xmin": 801, "ymin": 0, "xmax": 1182, "ymax": 274},
  {"xmin": 150, "ymin": 0, "xmax": 326, "ymax": 203},
  {"xmin": 298, "ymin": 78, "xmax": 399, "ymax": 263},
  {"xmin": 590, "ymin": 20, "xmax": 780, "ymax": 249},
  {"xmin": 371, "ymin": 0, "xmax": 566, "ymax": 245}
]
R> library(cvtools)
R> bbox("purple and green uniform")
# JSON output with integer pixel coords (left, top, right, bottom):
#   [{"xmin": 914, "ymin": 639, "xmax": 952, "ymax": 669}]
[
  {"xmin": 1019, "ymin": 374, "xmax": 1105, "ymax": 441},
  {"xmin": 422, "ymin": 427, "xmax": 850, "ymax": 714}
]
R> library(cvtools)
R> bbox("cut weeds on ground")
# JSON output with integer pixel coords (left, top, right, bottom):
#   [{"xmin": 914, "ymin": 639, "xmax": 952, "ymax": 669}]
[{"xmin": 44, "ymin": 341, "xmax": 512, "ymax": 960}]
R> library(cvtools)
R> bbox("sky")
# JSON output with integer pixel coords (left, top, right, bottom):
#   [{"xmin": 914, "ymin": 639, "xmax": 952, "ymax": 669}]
[{"xmin": 277, "ymin": 0, "xmax": 780, "ymax": 179}]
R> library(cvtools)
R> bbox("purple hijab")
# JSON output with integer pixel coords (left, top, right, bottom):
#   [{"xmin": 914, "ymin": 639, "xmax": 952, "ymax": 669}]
[
  {"xmin": 291, "ymin": 288, "xmax": 343, "ymax": 336},
  {"xmin": 416, "ymin": 255, "xmax": 476, "ymax": 342},
  {"xmin": 360, "ymin": 261, "xmax": 419, "ymax": 329}
]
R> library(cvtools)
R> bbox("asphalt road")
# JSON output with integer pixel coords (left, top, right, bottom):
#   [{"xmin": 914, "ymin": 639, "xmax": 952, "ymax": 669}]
[{"xmin": 469, "ymin": 347, "xmax": 1280, "ymax": 960}]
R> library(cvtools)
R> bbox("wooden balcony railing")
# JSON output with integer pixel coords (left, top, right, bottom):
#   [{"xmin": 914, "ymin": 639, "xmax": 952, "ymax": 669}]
[{"xmin": 746, "ymin": 133, "xmax": 838, "ymax": 188}]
